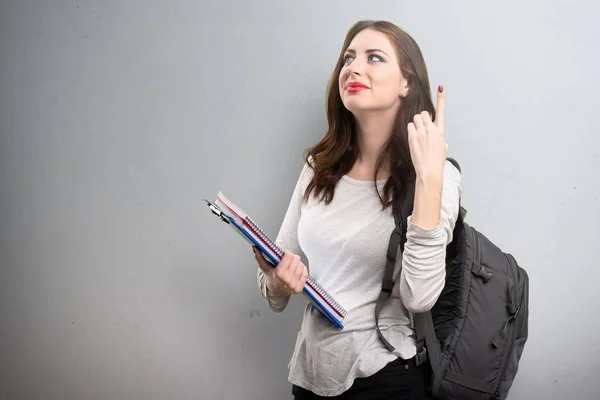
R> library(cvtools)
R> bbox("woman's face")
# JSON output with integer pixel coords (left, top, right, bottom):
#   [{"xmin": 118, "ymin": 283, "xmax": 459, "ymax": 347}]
[{"xmin": 339, "ymin": 29, "xmax": 407, "ymax": 115}]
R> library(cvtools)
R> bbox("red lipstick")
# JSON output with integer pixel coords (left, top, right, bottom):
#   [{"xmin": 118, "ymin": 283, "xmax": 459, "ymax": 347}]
[{"xmin": 346, "ymin": 81, "xmax": 369, "ymax": 92}]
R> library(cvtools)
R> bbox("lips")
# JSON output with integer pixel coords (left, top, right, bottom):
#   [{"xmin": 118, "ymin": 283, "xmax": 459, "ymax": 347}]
[{"xmin": 346, "ymin": 81, "xmax": 369, "ymax": 92}]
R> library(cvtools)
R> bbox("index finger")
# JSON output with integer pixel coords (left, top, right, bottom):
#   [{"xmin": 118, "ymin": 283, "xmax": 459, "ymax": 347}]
[{"xmin": 435, "ymin": 85, "xmax": 445, "ymax": 130}]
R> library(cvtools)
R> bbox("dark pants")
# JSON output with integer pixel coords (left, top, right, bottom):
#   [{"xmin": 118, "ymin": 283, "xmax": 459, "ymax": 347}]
[{"xmin": 292, "ymin": 357, "xmax": 430, "ymax": 400}]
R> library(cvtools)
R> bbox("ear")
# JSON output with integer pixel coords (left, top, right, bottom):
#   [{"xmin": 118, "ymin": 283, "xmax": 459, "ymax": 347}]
[
  {"xmin": 400, "ymin": 84, "xmax": 409, "ymax": 98},
  {"xmin": 399, "ymin": 78, "xmax": 409, "ymax": 98}
]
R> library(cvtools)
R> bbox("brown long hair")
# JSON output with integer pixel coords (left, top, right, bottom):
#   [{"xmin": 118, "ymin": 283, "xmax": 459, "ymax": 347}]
[{"xmin": 302, "ymin": 20, "xmax": 436, "ymax": 213}]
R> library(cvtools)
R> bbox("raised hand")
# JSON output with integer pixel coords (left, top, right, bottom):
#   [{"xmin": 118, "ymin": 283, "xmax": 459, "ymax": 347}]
[{"xmin": 407, "ymin": 85, "xmax": 447, "ymax": 182}]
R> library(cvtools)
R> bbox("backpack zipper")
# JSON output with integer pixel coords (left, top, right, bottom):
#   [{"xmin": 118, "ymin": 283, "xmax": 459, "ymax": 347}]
[
  {"xmin": 492, "ymin": 307, "xmax": 517, "ymax": 398},
  {"xmin": 492, "ymin": 254, "xmax": 522, "ymax": 398}
]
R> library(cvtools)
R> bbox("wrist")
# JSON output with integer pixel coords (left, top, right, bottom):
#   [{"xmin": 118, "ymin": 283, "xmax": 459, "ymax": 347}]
[
  {"xmin": 266, "ymin": 277, "xmax": 287, "ymax": 297},
  {"xmin": 415, "ymin": 171, "xmax": 443, "ymax": 187},
  {"xmin": 412, "ymin": 174, "xmax": 443, "ymax": 230}
]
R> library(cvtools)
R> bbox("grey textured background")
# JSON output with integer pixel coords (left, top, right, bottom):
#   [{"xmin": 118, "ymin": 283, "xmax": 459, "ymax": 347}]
[{"xmin": 1, "ymin": 1, "xmax": 598, "ymax": 399}]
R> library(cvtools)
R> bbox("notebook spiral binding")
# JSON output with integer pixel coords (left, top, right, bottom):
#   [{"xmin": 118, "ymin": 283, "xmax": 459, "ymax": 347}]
[
  {"xmin": 246, "ymin": 218, "xmax": 285, "ymax": 259},
  {"xmin": 307, "ymin": 276, "xmax": 347, "ymax": 317},
  {"xmin": 246, "ymin": 217, "xmax": 347, "ymax": 318}
]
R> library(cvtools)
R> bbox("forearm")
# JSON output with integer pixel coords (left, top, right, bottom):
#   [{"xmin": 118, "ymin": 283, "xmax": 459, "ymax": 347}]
[
  {"xmin": 410, "ymin": 175, "xmax": 443, "ymax": 230},
  {"xmin": 399, "ymin": 162, "xmax": 461, "ymax": 313},
  {"xmin": 399, "ymin": 221, "xmax": 448, "ymax": 313}
]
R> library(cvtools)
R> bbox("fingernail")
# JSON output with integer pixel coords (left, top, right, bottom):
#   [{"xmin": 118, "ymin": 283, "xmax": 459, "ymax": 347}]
[{"xmin": 438, "ymin": 85, "xmax": 443, "ymax": 93}]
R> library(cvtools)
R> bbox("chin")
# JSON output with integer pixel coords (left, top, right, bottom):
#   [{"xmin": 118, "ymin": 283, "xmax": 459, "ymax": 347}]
[
  {"xmin": 343, "ymin": 100, "xmax": 377, "ymax": 114},
  {"xmin": 344, "ymin": 95, "xmax": 401, "ymax": 116},
  {"xmin": 341, "ymin": 95, "xmax": 372, "ymax": 113}
]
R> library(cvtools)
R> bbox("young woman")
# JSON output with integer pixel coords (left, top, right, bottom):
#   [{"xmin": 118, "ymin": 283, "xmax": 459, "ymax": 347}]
[{"xmin": 254, "ymin": 20, "xmax": 461, "ymax": 399}]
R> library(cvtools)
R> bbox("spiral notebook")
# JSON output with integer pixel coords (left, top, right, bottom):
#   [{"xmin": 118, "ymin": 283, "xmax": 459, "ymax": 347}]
[{"xmin": 204, "ymin": 191, "xmax": 347, "ymax": 329}]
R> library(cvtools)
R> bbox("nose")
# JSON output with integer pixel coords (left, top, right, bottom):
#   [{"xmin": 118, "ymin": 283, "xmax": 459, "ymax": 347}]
[
  {"xmin": 347, "ymin": 58, "xmax": 365, "ymax": 76},
  {"xmin": 347, "ymin": 68, "xmax": 359, "ymax": 77}
]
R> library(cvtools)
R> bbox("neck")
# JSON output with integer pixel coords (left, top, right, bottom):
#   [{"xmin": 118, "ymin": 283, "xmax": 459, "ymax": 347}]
[{"xmin": 354, "ymin": 108, "xmax": 397, "ymax": 171}]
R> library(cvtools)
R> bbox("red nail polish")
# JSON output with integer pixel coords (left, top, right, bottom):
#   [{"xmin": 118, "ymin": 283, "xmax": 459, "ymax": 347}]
[{"xmin": 438, "ymin": 85, "xmax": 443, "ymax": 93}]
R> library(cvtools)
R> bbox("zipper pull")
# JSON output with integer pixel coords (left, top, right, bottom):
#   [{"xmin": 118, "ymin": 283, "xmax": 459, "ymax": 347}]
[
  {"xmin": 493, "ymin": 387, "xmax": 501, "ymax": 399},
  {"xmin": 492, "ymin": 304, "xmax": 520, "ymax": 348}
]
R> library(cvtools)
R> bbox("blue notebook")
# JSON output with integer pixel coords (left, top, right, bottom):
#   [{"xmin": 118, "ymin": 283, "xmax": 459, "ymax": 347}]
[{"xmin": 204, "ymin": 191, "xmax": 347, "ymax": 329}]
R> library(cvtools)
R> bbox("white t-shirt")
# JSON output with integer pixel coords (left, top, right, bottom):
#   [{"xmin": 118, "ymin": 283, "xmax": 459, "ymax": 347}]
[{"xmin": 257, "ymin": 160, "xmax": 462, "ymax": 397}]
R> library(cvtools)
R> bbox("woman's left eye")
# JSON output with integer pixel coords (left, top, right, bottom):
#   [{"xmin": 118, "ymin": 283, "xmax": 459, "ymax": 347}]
[{"xmin": 369, "ymin": 54, "xmax": 383, "ymax": 62}]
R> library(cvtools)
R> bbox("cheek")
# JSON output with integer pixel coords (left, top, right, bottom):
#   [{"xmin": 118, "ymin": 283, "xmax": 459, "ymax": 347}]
[
  {"xmin": 338, "ymin": 78, "xmax": 343, "ymax": 91},
  {"xmin": 376, "ymin": 73, "xmax": 402, "ymax": 98}
]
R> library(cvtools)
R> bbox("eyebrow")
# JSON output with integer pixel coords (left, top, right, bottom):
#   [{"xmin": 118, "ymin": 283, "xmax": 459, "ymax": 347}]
[{"xmin": 345, "ymin": 48, "xmax": 389, "ymax": 56}]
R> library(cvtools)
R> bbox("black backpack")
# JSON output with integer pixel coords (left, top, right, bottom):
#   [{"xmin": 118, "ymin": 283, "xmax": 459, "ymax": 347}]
[{"xmin": 375, "ymin": 158, "xmax": 529, "ymax": 400}]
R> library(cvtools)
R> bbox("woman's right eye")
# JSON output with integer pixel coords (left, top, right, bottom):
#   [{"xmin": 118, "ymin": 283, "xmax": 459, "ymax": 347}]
[{"xmin": 343, "ymin": 54, "xmax": 354, "ymax": 63}]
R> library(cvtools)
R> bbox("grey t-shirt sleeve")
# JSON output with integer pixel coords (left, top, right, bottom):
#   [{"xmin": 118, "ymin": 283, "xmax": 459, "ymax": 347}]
[
  {"xmin": 399, "ymin": 160, "xmax": 462, "ymax": 313},
  {"xmin": 256, "ymin": 163, "xmax": 312, "ymax": 312}
]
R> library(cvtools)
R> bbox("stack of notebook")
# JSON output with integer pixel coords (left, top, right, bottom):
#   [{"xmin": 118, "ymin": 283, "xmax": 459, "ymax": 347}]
[{"xmin": 204, "ymin": 191, "xmax": 346, "ymax": 329}]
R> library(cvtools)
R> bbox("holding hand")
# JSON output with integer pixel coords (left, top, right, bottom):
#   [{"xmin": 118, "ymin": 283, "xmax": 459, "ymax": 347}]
[
  {"xmin": 254, "ymin": 247, "xmax": 308, "ymax": 296},
  {"xmin": 408, "ymin": 85, "xmax": 447, "ymax": 182}
]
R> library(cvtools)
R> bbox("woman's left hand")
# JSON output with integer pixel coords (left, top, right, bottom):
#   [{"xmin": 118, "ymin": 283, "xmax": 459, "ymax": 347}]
[{"xmin": 407, "ymin": 85, "xmax": 447, "ymax": 182}]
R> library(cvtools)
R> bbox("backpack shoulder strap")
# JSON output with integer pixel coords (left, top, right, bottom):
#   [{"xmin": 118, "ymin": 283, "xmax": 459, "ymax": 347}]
[
  {"xmin": 374, "ymin": 180, "xmax": 417, "ymax": 358},
  {"xmin": 375, "ymin": 158, "xmax": 462, "ymax": 366},
  {"xmin": 446, "ymin": 157, "xmax": 460, "ymax": 172},
  {"xmin": 374, "ymin": 172, "xmax": 415, "ymax": 356},
  {"xmin": 446, "ymin": 157, "xmax": 467, "ymax": 221},
  {"xmin": 374, "ymin": 215, "xmax": 403, "ymax": 357},
  {"xmin": 399, "ymin": 183, "xmax": 442, "ymax": 368}
]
